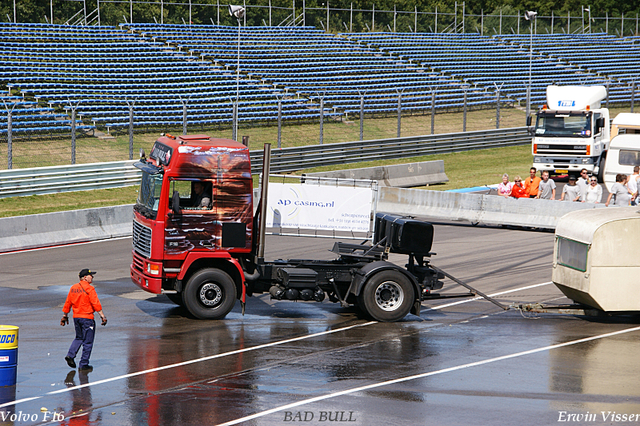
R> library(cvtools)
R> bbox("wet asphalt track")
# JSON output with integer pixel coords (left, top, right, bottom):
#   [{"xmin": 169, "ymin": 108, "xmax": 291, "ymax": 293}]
[{"xmin": 1, "ymin": 223, "xmax": 639, "ymax": 426}]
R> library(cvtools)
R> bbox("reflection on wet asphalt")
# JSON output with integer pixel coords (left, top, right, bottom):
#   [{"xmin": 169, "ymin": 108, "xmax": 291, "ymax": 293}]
[{"xmin": 1, "ymin": 228, "xmax": 640, "ymax": 425}]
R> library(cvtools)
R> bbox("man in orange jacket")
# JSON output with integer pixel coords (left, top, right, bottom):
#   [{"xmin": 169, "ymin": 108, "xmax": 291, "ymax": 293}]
[
  {"xmin": 61, "ymin": 269, "xmax": 107, "ymax": 372},
  {"xmin": 524, "ymin": 167, "xmax": 542, "ymax": 198}
]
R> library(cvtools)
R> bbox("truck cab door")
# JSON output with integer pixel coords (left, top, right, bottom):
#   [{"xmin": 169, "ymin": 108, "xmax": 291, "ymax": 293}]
[{"xmin": 165, "ymin": 178, "xmax": 218, "ymax": 254}]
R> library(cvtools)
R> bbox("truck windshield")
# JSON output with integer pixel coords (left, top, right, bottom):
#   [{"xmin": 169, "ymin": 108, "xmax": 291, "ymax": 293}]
[
  {"xmin": 535, "ymin": 113, "xmax": 591, "ymax": 137},
  {"xmin": 135, "ymin": 172, "xmax": 163, "ymax": 219}
]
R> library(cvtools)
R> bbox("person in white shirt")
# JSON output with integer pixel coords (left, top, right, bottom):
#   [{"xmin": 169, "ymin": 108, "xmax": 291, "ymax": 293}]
[
  {"xmin": 537, "ymin": 171, "xmax": 556, "ymax": 200},
  {"xmin": 576, "ymin": 168, "xmax": 589, "ymax": 201},
  {"xmin": 582, "ymin": 176, "xmax": 603, "ymax": 203},
  {"xmin": 627, "ymin": 166, "xmax": 639, "ymax": 206}
]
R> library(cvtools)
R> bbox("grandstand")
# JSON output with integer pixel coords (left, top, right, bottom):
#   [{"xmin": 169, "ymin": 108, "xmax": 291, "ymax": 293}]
[{"xmin": 1, "ymin": 22, "xmax": 639, "ymax": 137}]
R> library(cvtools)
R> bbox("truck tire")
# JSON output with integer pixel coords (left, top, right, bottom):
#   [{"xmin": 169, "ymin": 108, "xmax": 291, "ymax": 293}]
[
  {"xmin": 182, "ymin": 269, "xmax": 236, "ymax": 319},
  {"xmin": 166, "ymin": 293, "xmax": 183, "ymax": 306},
  {"xmin": 597, "ymin": 156, "xmax": 606, "ymax": 183},
  {"xmin": 358, "ymin": 270, "xmax": 414, "ymax": 322}
]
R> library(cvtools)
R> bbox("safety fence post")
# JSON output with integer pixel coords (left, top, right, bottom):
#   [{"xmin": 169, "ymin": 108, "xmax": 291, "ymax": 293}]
[
  {"xmin": 318, "ymin": 92, "xmax": 325, "ymax": 145},
  {"xmin": 430, "ymin": 89, "xmax": 436, "ymax": 135},
  {"xmin": 125, "ymin": 99, "xmax": 136, "ymax": 160},
  {"xmin": 358, "ymin": 90, "xmax": 365, "ymax": 141},
  {"xmin": 2, "ymin": 99, "xmax": 17, "ymax": 169},
  {"xmin": 277, "ymin": 95, "xmax": 282, "ymax": 148},
  {"xmin": 67, "ymin": 99, "xmax": 81, "ymax": 165},
  {"xmin": 462, "ymin": 84, "xmax": 469, "ymax": 132},
  {"xmin": 396, "ymin": 89, "xmax": 403, "ymax": 138}
]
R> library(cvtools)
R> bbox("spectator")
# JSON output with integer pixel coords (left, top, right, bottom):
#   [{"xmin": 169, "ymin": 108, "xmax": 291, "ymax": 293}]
[
  {"xmin": 560, "ymin": 176, "xmax": 581, "ymax": 201},
  {"xmin": 627, "ymin": 165, "xmax": 640, "ymax": 206},
  {"xmin": 497, "ymin": 173, "xmax": 513, "ymax": 198},
  {"xmin": 511, "ymin": 176, "xmax": 528, "ymax": 198},
  {"xmin": 576, "ymin": 168, "xmax": 590, "ymax": 201},
  {"xmin": 524, "ymin": 167, "xmax": 542, "ymax": 198},
  {"xmin": 582, "ymin": 176, "xmax": 603, "ymax": 203},
  {"xmin": 537, "ymin": 171, "xmax": 556, "ymax": 200},
  {"xmin": 606, "ymin": 174, "xmax": 632, "ymax": 207}
]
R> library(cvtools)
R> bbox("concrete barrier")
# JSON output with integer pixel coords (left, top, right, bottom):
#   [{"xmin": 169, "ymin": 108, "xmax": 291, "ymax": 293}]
[
  {"xmin": 0, "ymin": 188, "xmax": 614, "ymax": 253},
  {"xmin": 0, "ymin": 205, "xmax": 133, "ymax": 253},
  {"xmin": 378, "ymin": 187, "xmax": 607, "ymax": 229},
  {"xmin": 302, "ymin": 160, "xmax": 448, "ymax": 187}
]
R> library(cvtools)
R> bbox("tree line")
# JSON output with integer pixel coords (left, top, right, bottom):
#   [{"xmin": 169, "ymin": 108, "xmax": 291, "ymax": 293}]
[{"xmin": 2, "ymin": 0, "xmax": 640, "ymax": 32}]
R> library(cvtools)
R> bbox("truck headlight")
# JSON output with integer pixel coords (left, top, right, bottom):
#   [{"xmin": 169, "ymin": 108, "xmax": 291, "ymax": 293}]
[{"xmin": 147, "ymin": 263, "xmax": 161, "ymax": 275}]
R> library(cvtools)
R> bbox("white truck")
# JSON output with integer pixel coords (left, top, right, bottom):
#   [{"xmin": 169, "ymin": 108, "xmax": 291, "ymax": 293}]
[{"xmin": 530, "ymin": 85, "xmax": 609, "ymax": 181}]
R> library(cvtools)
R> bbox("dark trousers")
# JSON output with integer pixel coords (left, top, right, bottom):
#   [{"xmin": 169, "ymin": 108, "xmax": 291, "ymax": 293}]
[{"xmin": 67, "ymin": 318, "xmax": 95, "ymax": 368}]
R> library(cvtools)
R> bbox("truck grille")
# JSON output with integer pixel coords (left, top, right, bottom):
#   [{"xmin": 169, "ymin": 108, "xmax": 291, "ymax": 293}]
[
  {"xmin": 132, "ymin": 221, "xmax": 152, "ymax": 258},
  {"xmin": 536, "ymin": 144, "xmax": 587, "ymax": 155}
]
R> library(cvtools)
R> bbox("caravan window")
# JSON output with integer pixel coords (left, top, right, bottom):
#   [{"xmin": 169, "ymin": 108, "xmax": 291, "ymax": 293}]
[
  {"xmin": 618, "ymin": 150, "xmax": 640, "ymax": 166},
  {"xmin": 556, "ymin": 237, "xmax": 589, "ymax": 272}
]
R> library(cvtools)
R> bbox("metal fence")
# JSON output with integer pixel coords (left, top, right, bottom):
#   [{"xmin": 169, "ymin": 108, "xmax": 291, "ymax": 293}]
[
  {"xmin": 0, "ymin": 127, "xmax": 530, "ymax": 197},
  {"xmin": 250, "ymin": 127, "xmax": 531, "ymax": 175},
  {"xmin": 0, "ymin": 94, "xmax": 522, "ymax": 170}
]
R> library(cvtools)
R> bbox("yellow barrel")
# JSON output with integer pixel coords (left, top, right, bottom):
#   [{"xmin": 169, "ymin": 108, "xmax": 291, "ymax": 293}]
[
  {"xmin": 0, "ymin": 325, "xmax": 18, "ymax": 386},
  {"xmin": 0, "ymin": 326, "xmax": 18, "ymax": 350}
]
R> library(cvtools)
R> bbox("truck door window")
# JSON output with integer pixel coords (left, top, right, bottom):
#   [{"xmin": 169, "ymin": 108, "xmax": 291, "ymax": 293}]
[
  {"xmin": 593, "ymin": 113, "xmax": 602, "ymax": 135},
  {"xmin": 170, "ymin": 179, "xmax": 213, "ymax": 211}
]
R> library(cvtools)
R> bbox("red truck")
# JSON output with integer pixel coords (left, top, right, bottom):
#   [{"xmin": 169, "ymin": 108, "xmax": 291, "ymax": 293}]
[{"xmin": 130, "ymin": 134, "xmax": 497, "ymax": 321}]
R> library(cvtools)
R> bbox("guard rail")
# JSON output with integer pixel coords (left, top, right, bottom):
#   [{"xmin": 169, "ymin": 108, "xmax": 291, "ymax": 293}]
[
  {"xmin": 250, "ymin": 127, "xmax": 530, "ymax": 174},
  {"xmin": 0, "ymin": 127, "xmax": 529, "ymax": 197},
  {"xmin": 0, "ymin": 160, "xmax": 141, "ymax": 198}
]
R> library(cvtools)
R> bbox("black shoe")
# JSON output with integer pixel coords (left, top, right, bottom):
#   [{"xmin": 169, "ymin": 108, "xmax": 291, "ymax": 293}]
[
  {"xmin": 65, "ymin": 356, "xmax": 76, "ymax": 368},
  {"xmin": 78, "ymin": 365, "xmax": 93, "ymax": 372}
]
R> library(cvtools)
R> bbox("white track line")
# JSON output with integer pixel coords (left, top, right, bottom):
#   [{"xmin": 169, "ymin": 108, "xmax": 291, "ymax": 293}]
[
  {"xmin": 216, "ymin": 325, "xmax": 640, "ymax": 426},
  {"xmin": 0, "ymin": 321, "xmax": 376, "ymax": 408},
  {"xmin": 0, "ymin": 236, "xmax": 132, "ymax": 256},
  {"xmin": 0, "ymin": 281, "xmax": 552, "ymax": 409}
]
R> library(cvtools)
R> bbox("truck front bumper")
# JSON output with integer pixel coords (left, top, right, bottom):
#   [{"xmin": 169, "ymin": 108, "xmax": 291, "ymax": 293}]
[
  {"xmin": 533, "ymin": 156, "xmax": 597, "ymax": 174},
  {"xmin": 130, "ymin": 264, "xmax": 162, "ymax": 294}
]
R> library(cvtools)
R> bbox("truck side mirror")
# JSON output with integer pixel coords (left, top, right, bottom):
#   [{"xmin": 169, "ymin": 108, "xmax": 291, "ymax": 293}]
[
  {"xmin": 596, "ymin": 117, "xmax": 605, "ymax": 132},
  {"xmin": 526, "ymin": 115, "xmax": 532, "ymax": 127},
  {"xmin": 171, "ymin": 190, "xmax": 181, "ymax": 215}
]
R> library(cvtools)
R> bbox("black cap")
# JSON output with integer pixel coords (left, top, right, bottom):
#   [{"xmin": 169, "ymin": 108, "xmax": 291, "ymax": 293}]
[
  {"xmin": 568, "ymin": 175, "xmax": 576, "ymax": 180},
  {"xmin": 79, "ymin": 269, "xmax": 96, "ymax": 278}
]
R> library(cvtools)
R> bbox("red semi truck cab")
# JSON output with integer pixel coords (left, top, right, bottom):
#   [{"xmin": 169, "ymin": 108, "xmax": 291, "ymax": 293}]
[
  {"xmin": 129, "ymin": 135, "xmax": 462, "ymax": 322},
  {"xmin": 130, "ymin": 134, "xmax": 253, "ymax": 297}
]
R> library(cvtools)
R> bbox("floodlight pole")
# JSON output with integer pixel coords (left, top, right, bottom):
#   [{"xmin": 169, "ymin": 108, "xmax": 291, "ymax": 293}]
[
  {"xmin": 229, "ymin": 5, "xmax": 245, "ymax": 141},
  {"xmin": 525, "ymin": 11, "xmax": 537, "ymax": 122},
  {"xmin": 235, "ymin": 18, "xmax": 241, "ymax": 141}
]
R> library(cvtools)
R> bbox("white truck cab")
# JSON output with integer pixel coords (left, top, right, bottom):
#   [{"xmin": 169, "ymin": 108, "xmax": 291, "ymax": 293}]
[{"xmin": 531, "ymin": 85, "xmax": 609, "ymax": 180}]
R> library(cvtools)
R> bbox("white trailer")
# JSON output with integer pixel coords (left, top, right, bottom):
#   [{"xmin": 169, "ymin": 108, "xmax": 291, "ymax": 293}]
[
  {"xmin": 602, "ymin": 113, "xmax": 640, "ymax": 191},
  {"xmin": 552, "ymin": 207, "xmax": 640, "ymax": 312},
  {"xmin": 531, "ymin": 85, "xmax": 610, "ymax": 181}
]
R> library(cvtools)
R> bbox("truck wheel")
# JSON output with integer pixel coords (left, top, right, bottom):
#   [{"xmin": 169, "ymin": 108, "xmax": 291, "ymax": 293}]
[
  {"xmin": 166, "ymin": 293, "xmax": 183, "ymax": 306},
  {"xmin": 358, "ymin": 271, "xmax": 414, "ymax": 322},
  {"xmin": 182, "ymin": 269, "xmax": 237, "ymax": 319},
  {"xmin": 597, "ymin": 156, "xmax": 606, "ymax": 183}
]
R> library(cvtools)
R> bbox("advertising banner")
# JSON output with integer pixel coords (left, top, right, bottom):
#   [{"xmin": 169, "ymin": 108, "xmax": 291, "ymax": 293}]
[{"xmin": 266, "ymin": 183, "xmax": 373, "ymax": 232}]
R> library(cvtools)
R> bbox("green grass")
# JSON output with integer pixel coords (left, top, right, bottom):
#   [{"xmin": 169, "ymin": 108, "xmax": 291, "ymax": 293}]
[
  {"xmin": 0, "ymin": 144, "xmax": 532, "ymax": 218},
  {"xmin": 1, "ymin": 104, "xmax": 633, "ymax": 218}
]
